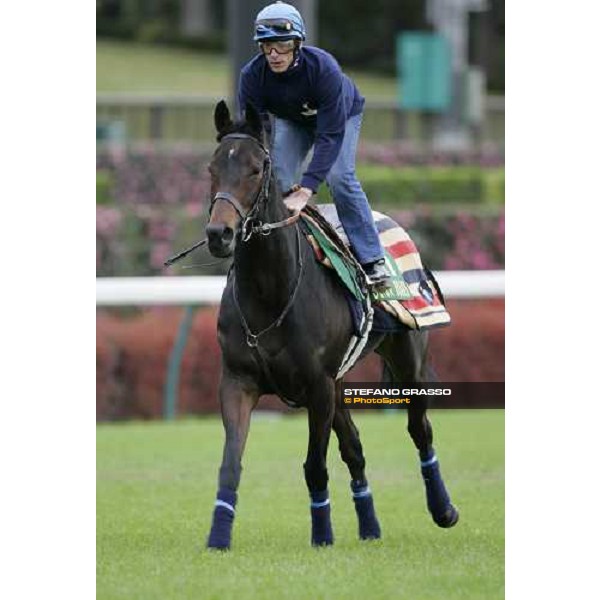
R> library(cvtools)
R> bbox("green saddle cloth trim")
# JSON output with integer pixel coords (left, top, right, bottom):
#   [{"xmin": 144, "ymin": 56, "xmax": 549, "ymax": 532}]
[
  {"xmin": 303, "ymin": 217, "xmax": 413, "ymax": 303},
  {"xmin": 303, "ymin": 218, "xmax": 366, "ymax": 302},
  {"xmin": 370, "ymin": 252, "xmax": 413, "ymax": 302}
]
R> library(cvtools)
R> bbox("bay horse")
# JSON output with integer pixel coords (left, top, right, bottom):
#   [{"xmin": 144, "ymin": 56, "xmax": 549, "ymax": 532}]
[{"xmin": 205, "ymin": 100, "xmax": 458, "ymax": 550}]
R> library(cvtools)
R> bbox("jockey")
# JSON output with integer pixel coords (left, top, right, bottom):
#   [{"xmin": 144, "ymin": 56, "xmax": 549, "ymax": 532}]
[{"xmin": 238, "ymin": 1, "xmax": 390, "ymax": 287}]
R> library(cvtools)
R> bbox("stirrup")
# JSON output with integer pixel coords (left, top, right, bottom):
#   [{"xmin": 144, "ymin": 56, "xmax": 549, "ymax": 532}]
[{"xmin": 363, "ymin": 259, "xmax": 391, "ymax": 289}]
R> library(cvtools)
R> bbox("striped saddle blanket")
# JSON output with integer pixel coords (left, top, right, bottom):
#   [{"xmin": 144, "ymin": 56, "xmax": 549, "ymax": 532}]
[{"xmin": 302, "ymin": 204, "xmax": 451, "ymax": 331}]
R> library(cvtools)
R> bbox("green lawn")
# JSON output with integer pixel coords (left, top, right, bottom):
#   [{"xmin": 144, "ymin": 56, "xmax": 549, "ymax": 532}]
[
  {"xmin": 96, "ymin": 40, "xmax": 398, "ymax": 99},
  {"xmin": 97, "ymin": 410, "xmax": 504, "ymax": 600}
]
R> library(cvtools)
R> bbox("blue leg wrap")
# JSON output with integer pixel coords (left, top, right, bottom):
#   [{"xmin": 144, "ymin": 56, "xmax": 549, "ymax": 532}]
[
  {"xmin": 351, "ymin": 480, "xmax": 381, "ymax": 540},
  {"xmin": 420, "ymin": 448, "xmax": 459, "ymax": 528},
  {"xmin": 310, "ymin": 489, "xmax": 334, "ymax": 546},
  {"xmin": 207, "ymin": 488, "xmax": 237, "ymax": 550}
]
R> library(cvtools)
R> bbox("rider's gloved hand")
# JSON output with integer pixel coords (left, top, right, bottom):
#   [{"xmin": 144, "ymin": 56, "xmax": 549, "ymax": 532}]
[{"xmin": 284, "ymin": 186, "xmax": 313, "ymax": 212}]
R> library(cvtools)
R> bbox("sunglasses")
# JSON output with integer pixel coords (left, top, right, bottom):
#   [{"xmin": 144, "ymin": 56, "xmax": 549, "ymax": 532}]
[{"xmin": 258, "ymin": 39, "xmax": 296, "ymax": 55}]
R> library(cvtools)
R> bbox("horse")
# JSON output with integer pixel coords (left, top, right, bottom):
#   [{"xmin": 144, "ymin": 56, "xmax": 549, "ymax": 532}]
[{"xmin": 204, "ymin": 100, "xmax": 458, "ymax": 550}]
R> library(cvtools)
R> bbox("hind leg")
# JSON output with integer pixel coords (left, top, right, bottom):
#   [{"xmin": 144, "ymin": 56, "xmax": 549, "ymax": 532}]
[
  {"xmin": 379, "ymin": 331, "xmax": 459, "ymax": 528},
  {"xmin": 407, "ymin": 397, "xmax": 459, "ymax": 527},
  {"xmin": 332, "ymin": 386, "xmax": 381, "ymax": 540}
]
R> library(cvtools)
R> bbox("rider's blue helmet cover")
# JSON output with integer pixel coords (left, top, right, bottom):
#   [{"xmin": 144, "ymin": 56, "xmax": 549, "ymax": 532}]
[{"xmin": 253, "ymin": 2, "xmax": 306, "ymax": 42}]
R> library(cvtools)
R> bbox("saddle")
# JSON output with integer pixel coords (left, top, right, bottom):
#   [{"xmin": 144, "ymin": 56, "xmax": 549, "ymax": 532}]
[{"xmin": 299, "ymin": 204, "xmax": 451, "ymax": 332}]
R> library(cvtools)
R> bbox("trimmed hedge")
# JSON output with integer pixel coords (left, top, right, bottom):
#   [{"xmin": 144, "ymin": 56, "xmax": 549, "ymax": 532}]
[
  {"xmin": 96, "ymin": 163, "xmax": 505, "ymax": 209},
  {"xmin": 96, "ymin": 145, "xmax": 505, "ymax": 208},
  {"xmin": 96, "ymin": 152, "xmax": 504, "ymax": 206},
  {"xmin": 355, "ymin": 165, "xmax": 504, "ymax": 206},
  {"xmin": 96, "ymin": 299, "xmax": 504, "ymax": 421}
]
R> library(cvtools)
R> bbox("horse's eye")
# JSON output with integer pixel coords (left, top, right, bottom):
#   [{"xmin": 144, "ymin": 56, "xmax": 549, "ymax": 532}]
[{"xmin": 250, "ymin": 168, "xmax": 261, "ymax": 177}]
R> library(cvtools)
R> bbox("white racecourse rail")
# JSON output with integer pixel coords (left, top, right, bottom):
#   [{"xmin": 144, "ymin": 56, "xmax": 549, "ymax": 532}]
[{"xmin": 96, "ymin": 271, "xmax": 505, "ymax": 306}]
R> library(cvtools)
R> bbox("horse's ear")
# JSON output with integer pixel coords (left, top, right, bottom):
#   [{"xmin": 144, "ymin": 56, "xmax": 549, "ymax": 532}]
[
  {"xmin": 245, "ymin": 102, "xmax": 263, "ymax": 136},
  {"xmin": 214, "ymin": 100, "xmax": 233, "ymax": 133}
]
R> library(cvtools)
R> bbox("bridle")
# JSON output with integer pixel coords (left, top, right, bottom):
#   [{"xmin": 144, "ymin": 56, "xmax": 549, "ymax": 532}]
[
  {"xmin": 163, "ymin": 133, "xmax": 299, "ymax": 268},
  {"xmin": 209, "ymin": 133, "xmax": 300, "ymax": 242}
]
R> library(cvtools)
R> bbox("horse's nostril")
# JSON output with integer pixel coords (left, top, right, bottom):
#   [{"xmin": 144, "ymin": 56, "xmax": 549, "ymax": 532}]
[
  {"xmin": 206, "ymin": 224, "xmax": 234, "ymax": 247},
  {"xmin": 206, "ymin": 223, "xmax": 235, "ymax": 257},
  {"xmin": 221, "ymin": 227, "xmax": 234, "ymax": 245},
  {"xmin": 206, "ymin": 224, "xmax": 226, "ymax": 241}
]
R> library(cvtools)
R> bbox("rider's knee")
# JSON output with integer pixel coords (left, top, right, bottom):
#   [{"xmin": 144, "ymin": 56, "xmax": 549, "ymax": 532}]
[{"xmin": 327, "ymin": 170, "xmax": 359, "ymax": 196}]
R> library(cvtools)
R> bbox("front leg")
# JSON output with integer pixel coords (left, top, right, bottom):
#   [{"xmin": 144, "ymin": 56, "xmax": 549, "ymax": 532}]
[
  {"xmin": 207, "ymin": 370, "xmax": 258, "ymax": 550},
  {"xmin": 304, "ymin": 378, "xmax": 336, "ymax": 546}
]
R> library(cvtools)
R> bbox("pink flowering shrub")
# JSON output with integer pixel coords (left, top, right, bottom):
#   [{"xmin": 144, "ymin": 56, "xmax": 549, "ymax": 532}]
[
  {"xmin": 96, "ymin": 204, "xmax": 504, "ymax": 275},
  {"xmin": 97, "ymin": 146, "xmax": 504, "ymax": 275},
  {"xmin": 390, "ymin": 207, "xmax": 505, "ymax": 270},
  {"xmin": 443, "ymin": 212, "xmax": 505, "ymax": 270},
  {"xmin": 96, "ymin": 144, "xmax": 211, "ymax": 206}
]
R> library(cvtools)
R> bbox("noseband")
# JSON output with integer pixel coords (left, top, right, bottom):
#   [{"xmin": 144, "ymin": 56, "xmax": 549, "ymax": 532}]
[{"xmin": 209, "ymin": 133, "xmax": 300, "ymax": 241}]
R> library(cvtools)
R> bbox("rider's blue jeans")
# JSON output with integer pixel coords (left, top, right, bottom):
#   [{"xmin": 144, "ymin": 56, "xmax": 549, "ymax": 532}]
[{"xmin": 271, "ymin": 113, "xmax": 385, "ymax": 266}]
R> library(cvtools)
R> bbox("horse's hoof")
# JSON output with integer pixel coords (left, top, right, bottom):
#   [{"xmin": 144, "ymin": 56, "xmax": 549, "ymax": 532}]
[
  {"xmin": 359, "ymin": 521, "xmax": 382, "ymax": 540},
  {"xmin": 206, "ymin": 540, "xmax": 231, "ymax": 551},
  {"xmin": 433, "ymin": 505, "xmax": 459, "ymax": 528},
  {"xmin": 360, "ymin": 532, "xmax": 382, "ymax": 541},
  {"xmin": 311, "ymin": 539, "xmax": 334, "ymax": 547}
]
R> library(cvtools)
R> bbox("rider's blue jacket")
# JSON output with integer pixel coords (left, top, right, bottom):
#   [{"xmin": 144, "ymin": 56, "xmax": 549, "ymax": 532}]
[{"xmin": 238, "ymin": 46, "xmax": 365, "ymax": 193}]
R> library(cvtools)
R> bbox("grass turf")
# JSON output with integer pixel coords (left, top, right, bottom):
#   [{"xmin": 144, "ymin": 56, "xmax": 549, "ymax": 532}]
[
  {"xmin": 97, "ymin": 410, "xmax": 504, "ymax": 600},
  {"xmin": 96, "ymin": 40, "xmax": 398, "ymax": 99}
]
